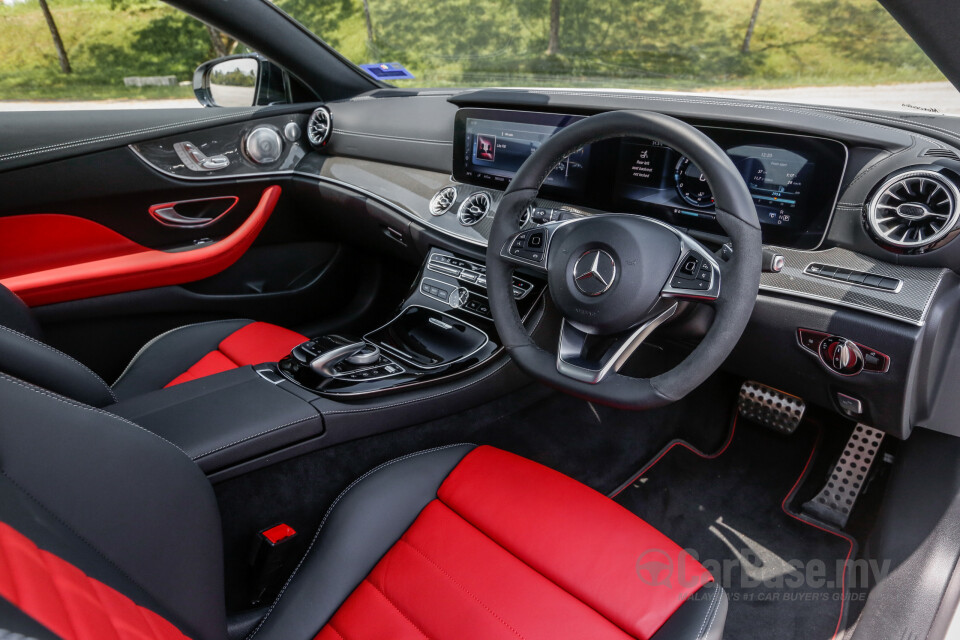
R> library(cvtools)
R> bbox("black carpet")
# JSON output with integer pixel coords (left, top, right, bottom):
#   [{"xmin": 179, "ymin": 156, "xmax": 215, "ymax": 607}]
[{"xmin": 615, "ymin": 418, "xmax": 855, "ymax": 640}]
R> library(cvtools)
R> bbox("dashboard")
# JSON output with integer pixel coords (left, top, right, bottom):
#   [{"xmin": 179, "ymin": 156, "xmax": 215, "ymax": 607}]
[
  {"xmin": 122, "ymin": 87, "xmax": 960, "ymax": 437},
  {"xmin": 453, "ymin": 108, "xmax": 848, "ymax": 249}
]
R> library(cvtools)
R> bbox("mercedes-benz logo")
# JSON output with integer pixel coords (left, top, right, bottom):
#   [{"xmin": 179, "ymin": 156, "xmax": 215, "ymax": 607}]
[{"xmin": 573, "ymin": 250, "xmax": 616, "ymax": 296}]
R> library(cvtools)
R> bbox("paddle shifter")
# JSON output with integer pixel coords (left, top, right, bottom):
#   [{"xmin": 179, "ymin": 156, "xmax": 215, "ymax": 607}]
[{"xmin": 290, "ymin": 335, "xmax": 380, "ymax": 378}]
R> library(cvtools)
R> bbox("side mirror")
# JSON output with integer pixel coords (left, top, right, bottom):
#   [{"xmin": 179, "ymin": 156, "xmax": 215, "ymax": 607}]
[{"xmin": 193, "ymin": 53, "xmax": 289, "ymax": 107}]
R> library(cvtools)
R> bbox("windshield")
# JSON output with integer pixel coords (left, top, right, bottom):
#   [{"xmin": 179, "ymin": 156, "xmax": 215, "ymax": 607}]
[{"xmin": 277, "ymin": 0, "xmax": 957, "ymax": 115}]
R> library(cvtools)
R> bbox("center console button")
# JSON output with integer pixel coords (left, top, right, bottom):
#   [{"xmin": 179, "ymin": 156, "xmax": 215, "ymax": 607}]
[{"xmin": 460, "ymin": 270, "xmax": 479, "ymax": 283}]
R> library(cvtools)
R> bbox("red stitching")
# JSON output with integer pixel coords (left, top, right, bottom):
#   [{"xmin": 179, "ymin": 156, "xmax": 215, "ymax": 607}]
[
  {"xmin": 363, "ymin": 578, "xmax": 431, "ymax": 639},
  {"xmin": 399, "ymin": 538, "xmax": 526, "ymax": 640}
]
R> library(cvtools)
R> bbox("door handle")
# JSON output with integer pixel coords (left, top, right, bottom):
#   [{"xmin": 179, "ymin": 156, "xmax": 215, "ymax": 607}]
[
  {"xmin": 173, "ymin": 141, "xmax": 230, "ymax": 172},
  {"xmin": 149, "ymin": 196, "xmax": 239, "ymax": 228},
  {"xmin": 151, "ymin": 207, "xmax": 213, "ymax": 226}
]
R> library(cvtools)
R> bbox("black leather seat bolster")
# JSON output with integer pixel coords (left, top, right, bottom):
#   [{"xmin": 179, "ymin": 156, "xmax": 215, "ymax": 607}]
[
  {"xmin": 248, "ymin": 443, "xmax": 477, "ymax": 640},
  {"xmin": 651, "ymin": 582, "xmax": 728, "ymax": 640},
  {"xmin": 0, "ymin": 373, "xmax": 228, "ymax": 640},
  {"xmin": 0, "ymin": 324, "xmax": 115, "ymax": 407},
  {"xmin": 111, "ymin": 319, "xmax": 253, "ymax": 401}
]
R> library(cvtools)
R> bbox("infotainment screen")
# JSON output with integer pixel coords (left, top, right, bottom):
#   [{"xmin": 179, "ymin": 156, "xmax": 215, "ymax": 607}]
[
  {"xmin": 453, "ymin": 108, "xmax": 848, "ymax": 249},
  {"xmin": 455, "ymin": 111, "xmax": 589, "ymax": 194}
]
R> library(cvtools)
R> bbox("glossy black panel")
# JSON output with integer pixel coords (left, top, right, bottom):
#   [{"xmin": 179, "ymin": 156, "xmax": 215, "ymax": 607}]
[{"xmin": 368, "ymin": 306, "xmax": 488, "ymax": 369}]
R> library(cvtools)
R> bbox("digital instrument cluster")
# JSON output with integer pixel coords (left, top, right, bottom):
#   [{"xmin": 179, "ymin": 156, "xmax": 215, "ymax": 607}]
[{"xmin": 452, "ymin": 108, "xmax": 848, "ymax": 249}]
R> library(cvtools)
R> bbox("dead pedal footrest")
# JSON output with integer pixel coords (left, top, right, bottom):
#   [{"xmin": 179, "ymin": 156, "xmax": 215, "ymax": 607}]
[
  {"xmin": 737, "ymin": 381, "xmax": 805, "ymax": 435},
  {"xmin": 803, "ymin": 424, "xmax": 885, "ymax": 528}
]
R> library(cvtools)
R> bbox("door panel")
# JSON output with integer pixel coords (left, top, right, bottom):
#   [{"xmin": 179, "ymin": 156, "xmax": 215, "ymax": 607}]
[
  {"xmin": 0, "ymin": 108, "xmax": 414, "ymax": 380},
  {"xmin": 1, "ymin": 186, "xmax": 280, "ymax": 306}
]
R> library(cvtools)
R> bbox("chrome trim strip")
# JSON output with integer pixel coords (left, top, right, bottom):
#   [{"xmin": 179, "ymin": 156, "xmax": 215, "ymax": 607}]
[
  {"xmin": 316, "ymin": 175, "xmax": 488, "ymax": 248},
  {"xmin": 556, "ymin": 303, "xmax": 679, "ymax": 384}
]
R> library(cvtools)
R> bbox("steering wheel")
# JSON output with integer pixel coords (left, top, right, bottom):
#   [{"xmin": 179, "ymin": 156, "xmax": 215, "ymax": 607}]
[{"xmin": 485, "ymin": 110, "xmax": 762, "ymax": 409}]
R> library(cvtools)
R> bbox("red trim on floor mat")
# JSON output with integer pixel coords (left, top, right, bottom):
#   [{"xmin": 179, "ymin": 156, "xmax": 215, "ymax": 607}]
[
  {"xmin": 609, "ymin": 413, "xmax": 738, "ymax": 499},
  {"xmin": 613, "ymin": 416, "xmax": 855, "ymax": 640},
  {"xmin": 779, "ymin": 429, "xmax": 856, "ymax": 640}
]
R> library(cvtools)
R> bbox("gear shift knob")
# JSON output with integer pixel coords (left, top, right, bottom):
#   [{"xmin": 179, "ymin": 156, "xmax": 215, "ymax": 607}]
[{"xmin": 291, "ymin": 335, "xmax": 368, "ymax": 378}]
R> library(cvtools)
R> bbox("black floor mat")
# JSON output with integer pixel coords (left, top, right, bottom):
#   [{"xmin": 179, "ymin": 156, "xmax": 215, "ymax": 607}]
[{"xmin": 615, "ymin": 417, "xmax": 855, "ymax": 640}]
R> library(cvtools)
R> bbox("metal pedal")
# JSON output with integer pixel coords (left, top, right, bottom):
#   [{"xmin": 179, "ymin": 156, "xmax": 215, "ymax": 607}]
[
  {"xmin": 803, "ymin": 424, "xmax": 885, "ymax": 528},
  {"xmin": 737, "ymin": 381, "xmax": 805, "ymax": 435}
]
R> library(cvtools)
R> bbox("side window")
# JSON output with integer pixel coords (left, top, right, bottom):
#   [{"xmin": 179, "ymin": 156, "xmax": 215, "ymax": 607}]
[{"xmin": 0, "ymin": 0, "xmax": 250, "ymax": 110}]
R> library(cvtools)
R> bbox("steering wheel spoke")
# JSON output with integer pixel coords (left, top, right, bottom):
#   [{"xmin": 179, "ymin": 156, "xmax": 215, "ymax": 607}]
[
  {"xmin": 499, "ymin": 219, "xmax": 577, "ymax": 273},
  {"xmin": 556, "ymin": 302, "xmax": 679, "ymax": 384},
  {"xmin": 659, "ymin": 230, "xmax": 722, "ymax": 302}
]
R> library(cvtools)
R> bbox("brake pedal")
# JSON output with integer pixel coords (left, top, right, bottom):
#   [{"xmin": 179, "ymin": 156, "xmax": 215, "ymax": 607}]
[
  {"xmin": 803, "ymin": 424, "xmax": 885, "ymax": 528},
  {"xmin": 738, "ymin": 381, "xmax": 805, "ymax": 435}
]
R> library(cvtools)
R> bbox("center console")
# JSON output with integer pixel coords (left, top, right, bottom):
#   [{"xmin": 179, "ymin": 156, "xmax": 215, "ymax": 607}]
[
  {"xmin": 107, "ymin": 247, "xmax": 546, "ymax": 478},
  {"xmin": 276, "ymin": 247, "xmax": 544, "ymax": 396}
]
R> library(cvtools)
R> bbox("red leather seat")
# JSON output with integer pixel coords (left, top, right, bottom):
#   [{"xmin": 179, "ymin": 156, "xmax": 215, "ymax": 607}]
[
  {"xmin": 0, "ymin": 374, "xmax": 727, "ymax": 640},
  {"xmin": 0, "ymin": 281, "xmax": 306, "ymax": 406}
]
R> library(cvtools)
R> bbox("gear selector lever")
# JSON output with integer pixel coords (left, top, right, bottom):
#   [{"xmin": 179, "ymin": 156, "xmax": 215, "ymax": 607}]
[{"xmin": 291, "ymin": 335, "xmax": 368, "ymax": 378}]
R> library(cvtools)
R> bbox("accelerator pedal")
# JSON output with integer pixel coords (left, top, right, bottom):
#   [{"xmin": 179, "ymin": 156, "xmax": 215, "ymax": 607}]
[
  {"xmin": 737, "ymin": 381, "xmax": 805, "ymax": 435},
  {"xmin": 803, "ymin": 424, "xmax": 885, "ymax": 528}
]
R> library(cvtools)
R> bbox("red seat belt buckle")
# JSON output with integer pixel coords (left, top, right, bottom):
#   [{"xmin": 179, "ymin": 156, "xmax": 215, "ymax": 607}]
[
  {"xmin": 249, "ymin": 523, "xmax": 298, "ymax": 605},
  {"xmin": 260, "ymin": 523, "xmax": 297, "ymax": 545}
]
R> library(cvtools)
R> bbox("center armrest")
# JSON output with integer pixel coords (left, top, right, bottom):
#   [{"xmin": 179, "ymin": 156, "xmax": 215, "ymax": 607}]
[{"xmin": 107, "ymin": 366, "xmax": 324, "ymax": 474}]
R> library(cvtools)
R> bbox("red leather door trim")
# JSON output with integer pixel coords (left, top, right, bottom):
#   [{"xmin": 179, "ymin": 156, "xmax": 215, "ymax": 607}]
[{"xmin": 0, "ymin": 186, "xmax": 280, "ymax": 306}]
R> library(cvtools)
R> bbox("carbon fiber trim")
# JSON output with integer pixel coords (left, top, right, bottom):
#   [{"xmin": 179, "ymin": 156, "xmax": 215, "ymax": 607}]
[{"xmin": 760, "ymin": 246, "xmax": 946, "ymax": 326}]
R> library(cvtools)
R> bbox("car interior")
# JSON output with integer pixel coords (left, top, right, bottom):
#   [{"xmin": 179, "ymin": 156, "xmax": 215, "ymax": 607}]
[{"xmin": 2, "ymin": 0, "xmax": 960, "ymax": 638}]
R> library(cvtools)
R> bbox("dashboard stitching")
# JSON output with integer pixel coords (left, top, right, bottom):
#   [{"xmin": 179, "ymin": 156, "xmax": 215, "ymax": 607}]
[
  {"xmin": 845, "ymin": 146, "xmax": 911, "ymax": 189},
  {"xmin": 0, "ymin": 110, "xmax": 261, "ymax": 163},
  {"xmin": 529, "ymin": 91, "xmax": 950, "ymax": 150}
]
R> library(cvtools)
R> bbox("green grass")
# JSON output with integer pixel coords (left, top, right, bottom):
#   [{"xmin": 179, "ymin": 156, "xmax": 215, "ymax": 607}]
[
  {"xmin": 0, "ymin": 0, "xmax": 198, "ymax": 101},
  {"xmin": 0, "ymin": 0, "xmax": 948, "ymax": 102}
]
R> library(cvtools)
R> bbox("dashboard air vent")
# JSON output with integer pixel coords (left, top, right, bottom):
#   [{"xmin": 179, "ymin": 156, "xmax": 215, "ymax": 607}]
[
  {"xmin": 429, "ymin": 187, "xmax": 457, "ymax": 216},
  {"xmin": 307, "ymin": 106, "xmax": 332, "ymax": 147},
  {"xmin": 922, "ymin": 148, "xmax": 960, "ymax": 161},
  {"xmin": 867, "ymin": 169, "xmax": 960, "ymax": 249},
  {"xmin": 457, "ymin": 191, "xmax": 492, "ymax": 226}
]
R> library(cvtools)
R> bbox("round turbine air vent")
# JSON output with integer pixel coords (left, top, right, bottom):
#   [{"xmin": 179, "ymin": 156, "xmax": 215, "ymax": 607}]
[
  {"xmin": 307, "ymin": 106, "xmax": 332, "ymax": 147},
  {"xmin": 429, "ymin": 187, "xmax": 457, "ymax": 216},
  {"xmin": 457, "ymin": 191, "xmax": 492, "ymax": 226},
  {"xmin": 868, "ymin": 170, "xmax": 960, "ymax": 249}
]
